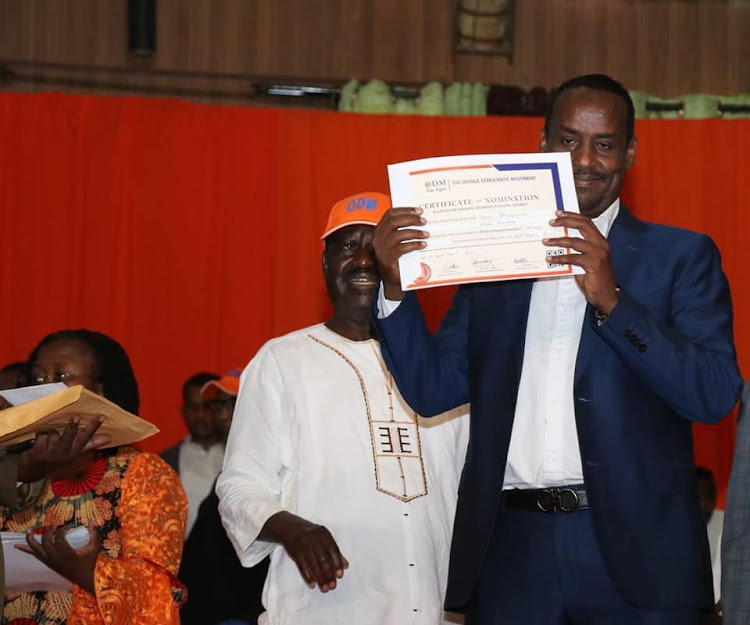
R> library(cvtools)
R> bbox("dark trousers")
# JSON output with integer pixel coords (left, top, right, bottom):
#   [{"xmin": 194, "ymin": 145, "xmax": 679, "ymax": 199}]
[{"xmin": 465, "ymin": 504, "xmax": 704, "ymax": 625}]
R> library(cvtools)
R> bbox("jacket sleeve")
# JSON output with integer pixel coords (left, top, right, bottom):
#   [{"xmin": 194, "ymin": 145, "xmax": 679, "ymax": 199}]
[
  {"xmin": 375, "ymin": 288, "xmax": 471, "ymax": 417},
  {"xmin": 594, "ymin": 233, "xmax": 742, "ymax": 424},
  {"xmin": 68, "ymin": 452, "xmax": 187, "ymax": 625}
]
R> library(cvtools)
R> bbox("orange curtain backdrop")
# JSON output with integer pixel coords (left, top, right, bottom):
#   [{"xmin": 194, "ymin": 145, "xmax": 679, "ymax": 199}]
[{"xmin": 0, "ymin": 93, "xmax": 747, "ymax": 503}]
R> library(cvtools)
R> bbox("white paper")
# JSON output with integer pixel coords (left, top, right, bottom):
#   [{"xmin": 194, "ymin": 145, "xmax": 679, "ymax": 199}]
[
  {"xmin": 2, "ymin": 526, "xmax": 90, "ymax": 592},
  {"xmin": 388, "ymin": 152, "xmax": 584, "ymax": 290},
  {"xmin": 0, "ymin": 383, "xmax": 68, "ymax": 406}
]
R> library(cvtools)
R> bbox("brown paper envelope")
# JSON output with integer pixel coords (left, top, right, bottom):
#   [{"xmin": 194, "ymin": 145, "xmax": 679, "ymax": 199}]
[{"xmin": 0, "ymin": 385, "xmax": 159, "ymax": 450}]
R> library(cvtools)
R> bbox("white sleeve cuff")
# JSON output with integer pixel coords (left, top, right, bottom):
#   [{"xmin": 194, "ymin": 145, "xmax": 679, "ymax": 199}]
[{"xmin": 377, "ymin": 283, "xmax": 403, "ymax": 318}]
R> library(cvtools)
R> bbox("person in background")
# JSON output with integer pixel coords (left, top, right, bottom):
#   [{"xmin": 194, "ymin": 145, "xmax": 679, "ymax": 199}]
[
  {"xmin": 722, "ymin": 380, "xmax": 750, "ymax": 625},
  {"xmin": 160, "ymin": 371, "xmax": 222, "ymax": 537},
  {"xmin": 0, "ymin": 362, "xmax": 25, "ymax": 391},
  {"xmin": 372, "ymin": 74, "xmax": 741, "ymax": 624},
  {"xmin": 200, "ymin": 373, "xmax": 241, "ymax": 447},
  {"xmin": 1, "ymin": 329, "xmax": 187, "ymax": 624},
  {"xmin": 217, "ymin": 192, "xmax": 469, "ymax": 624},
  {"xmin": 179, "ymin": 371, "xmax": 269, "ymax": 625}
]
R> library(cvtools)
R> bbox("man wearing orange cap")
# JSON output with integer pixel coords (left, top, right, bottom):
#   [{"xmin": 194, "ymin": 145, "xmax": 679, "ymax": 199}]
[
  {"xmin": 180, "ymin": 370, "xmax": 269, "ymax": 625},
  {"xmin": 160, "ymin": 372, "xmax": 222, "ymax": 538},
  {"xmin": 217, "ymin": 192, "xmax": 469, "ymax": 624},
  {"xmin": 201, "ymin": 372, "xmax": 241, "ymax": 444}
]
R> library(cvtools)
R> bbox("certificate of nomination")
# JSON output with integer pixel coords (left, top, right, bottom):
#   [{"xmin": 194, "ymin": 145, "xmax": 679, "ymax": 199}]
[{"xmin": 388, "ymin": 153, "xmax": 583, "ymax": 291}]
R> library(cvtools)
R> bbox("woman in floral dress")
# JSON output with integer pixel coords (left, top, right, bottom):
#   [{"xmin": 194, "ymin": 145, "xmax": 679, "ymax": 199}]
[{"xmin": 1, "ymin": 329, "xmax": 187, "ymax": 625}]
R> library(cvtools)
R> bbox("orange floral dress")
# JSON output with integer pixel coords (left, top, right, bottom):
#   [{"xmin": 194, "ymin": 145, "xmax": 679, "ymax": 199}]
[{"xmin": 0, "ymin": 447, "xmax": 187, "ymax": 625}]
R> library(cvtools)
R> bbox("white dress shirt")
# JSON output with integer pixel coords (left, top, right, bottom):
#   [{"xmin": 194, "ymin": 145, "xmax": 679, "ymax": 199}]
[
  {"xmin": 378, "ymin": 200, "xmax": 620, "ymax": 490},
  {"xmin": 179, "ymin": 436, "xmax": 225, "ymax": 536},
  {"xmin": 707, "ymin": 508, "xmax": 724, "ymax": 598},
  {"xmin": 217, "ymin": 324, "xmax": 469, "ymax": 625}
]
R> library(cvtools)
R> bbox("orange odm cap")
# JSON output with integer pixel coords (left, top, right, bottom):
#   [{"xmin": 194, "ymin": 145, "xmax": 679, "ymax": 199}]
[
  {"xmin": 200, "ymin": 370, "xmax": 241, "ymax": 400},
  {"xmin": 320, "ymin": 191, "xmax": 391, "ymax": 240}
]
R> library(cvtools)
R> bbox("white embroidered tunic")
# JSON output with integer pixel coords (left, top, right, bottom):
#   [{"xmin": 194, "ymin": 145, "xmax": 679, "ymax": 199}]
[{"xmin": 217, "ymin": 324, "xmax": 469, "ymax": 625}]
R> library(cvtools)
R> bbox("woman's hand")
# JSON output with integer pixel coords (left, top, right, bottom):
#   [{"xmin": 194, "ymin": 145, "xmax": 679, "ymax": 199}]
[
  {"xmin": 17, "ymin": 415, "xmax": 110, "ymax": 482},
  {"xmin": 16, "ymin": 520, "xmax": 101, "ymax": 594}
]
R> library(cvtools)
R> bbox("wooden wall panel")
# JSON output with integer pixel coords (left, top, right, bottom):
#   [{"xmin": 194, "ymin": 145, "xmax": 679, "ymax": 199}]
[
  {"xmin": 453, "ymin": 0, "xmax": 750, "ymax": 96},
  {"xmin": 0, "ymin": 0, "xmax": 748, "ymax": 101}
]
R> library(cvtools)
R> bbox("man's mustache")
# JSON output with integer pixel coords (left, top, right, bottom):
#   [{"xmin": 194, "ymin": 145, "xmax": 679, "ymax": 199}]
[
  {"xmin": 345, "ymin": 269, "xmax": 379, "ymax": 281},
  {"xmin": 574, "ymin": 168, "xmax": 605, "ymax": 179}
]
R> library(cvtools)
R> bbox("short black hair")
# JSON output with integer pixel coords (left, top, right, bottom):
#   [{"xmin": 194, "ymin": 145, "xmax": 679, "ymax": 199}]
[
  {"xmin": 26, "ymin": 329, "xmax": 140, "ymax": 415},
  {"xmin": 544, "ymin": 73, "xmax": 635, "ymax": 144},
  {"xmin": 0, "ymin": 361, "xmax": 26, "ymax": 388},
  {"xmin": 696, "ymin": 466, "xmax": 715, "ymax": 483},
  {"xmin": 182, "ymin": 372, "xmax": 220, "ymax": 400},
  {"xmin": 1, "ymin": 361, "xmax": 26, "ymax": 374}
]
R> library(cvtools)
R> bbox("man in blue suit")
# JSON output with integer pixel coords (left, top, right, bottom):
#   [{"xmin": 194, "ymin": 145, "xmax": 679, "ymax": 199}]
[{"xmin": 372, "ymin": 74, "xmax": 742, "ymax": 624}]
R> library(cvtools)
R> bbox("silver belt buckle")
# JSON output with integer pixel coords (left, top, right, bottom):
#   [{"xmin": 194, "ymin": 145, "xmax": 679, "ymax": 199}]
[{"xmin": 536, "ymin": 487, "xmax": 579, "ymax": 513}]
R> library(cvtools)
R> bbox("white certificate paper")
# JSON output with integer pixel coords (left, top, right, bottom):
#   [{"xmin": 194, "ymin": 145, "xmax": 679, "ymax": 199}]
[
  {"xmin": 0, "ymin": 383, "xmax": 67, "ymax": 406},
  {"xmin": 388, "ymin": 153, "xmax": 583, "ymax": 290},
  {"xmin": 3, "ymin": 527, "xmax": 90, "ymax": 591}
]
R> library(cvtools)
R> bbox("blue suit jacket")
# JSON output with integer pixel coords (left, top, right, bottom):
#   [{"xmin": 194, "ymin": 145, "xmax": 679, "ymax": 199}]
[{"xmin": 375, "ymin": 206, "xmax": 742, "ymax": 612}]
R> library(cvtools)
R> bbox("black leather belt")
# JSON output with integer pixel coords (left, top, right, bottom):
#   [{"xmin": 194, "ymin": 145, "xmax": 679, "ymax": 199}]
[{"xmin": 502, "ymin": 485, "xmax": 589, "ymax": 513}]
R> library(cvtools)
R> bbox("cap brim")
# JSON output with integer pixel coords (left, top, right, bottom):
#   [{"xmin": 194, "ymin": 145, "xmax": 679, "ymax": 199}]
[
  {"xmin": 200, "ymin": 378, "xmax": 239, "ymax": 400},
  {"xmin": 320, "ymin": 220, "xmax": 380, "ymax": 240}
]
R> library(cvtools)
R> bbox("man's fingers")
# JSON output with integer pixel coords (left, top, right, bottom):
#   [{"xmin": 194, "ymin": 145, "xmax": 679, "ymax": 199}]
[
  {"xmin": 553, "ymin": 254, "xmax": 589, "ymax": 268},
  {"xmin": 374, "ymin": 208, "xmax": 426, "ymax": 239},
  {"xmin": 298, "ymin": 546, "xmax": 341, "ymax": 592},
  {"xmin": 4, "ymin": 590, "xmax": 21, "ymax": 602},
  {"xmin": 313, "ymin": 533, "xmax": 347, "ymax": 588},
  {"xmin": 293, "ymin": 552, "xmax": 316, "ymax": 588},
  {"xmin": 549, "ymin": 212, "xmax": 602, "ymax": 238},
  {"xmin": 391, "ymin": 241, "xmax": 429, "ymax": 256},
  {"xmin": 543, "ymin": 237, "xmax": 595, "ymax": 253},
  {"xmin": 386, "ymin": 227, "xmax": 429, "ymax": 245},
  {"xmin": 314, "ymin": 549, "xmax": 339, "ymax": 587},
  {"xmin": 304, "ymin": 552, "xmax": 331, "ymax": 590},
  {"xmin": 381, "ymin": 214, "xmax": 426, "ymax": 232},
  {"xmin": 321, "ymin": 543, "xmax": 346, "ymax": 577},
  {"xmin": 386, "ymin": 206, "xmax": 423, "ymax": 219}
]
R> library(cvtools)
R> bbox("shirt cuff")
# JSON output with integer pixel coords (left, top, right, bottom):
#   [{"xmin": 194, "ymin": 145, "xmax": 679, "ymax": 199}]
[{"xmin": 377, "ymin": 283, "xmax": 403, "ymax": 318}]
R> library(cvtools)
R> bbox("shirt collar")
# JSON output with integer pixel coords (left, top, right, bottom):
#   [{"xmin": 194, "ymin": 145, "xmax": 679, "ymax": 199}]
[
  {"xmin": 184, "ymin": 435, "xmax": 221, "ymax": 450},
  {"xmin": 591, "ymin": 198, "xmax": 620, "ymax": 238}
]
